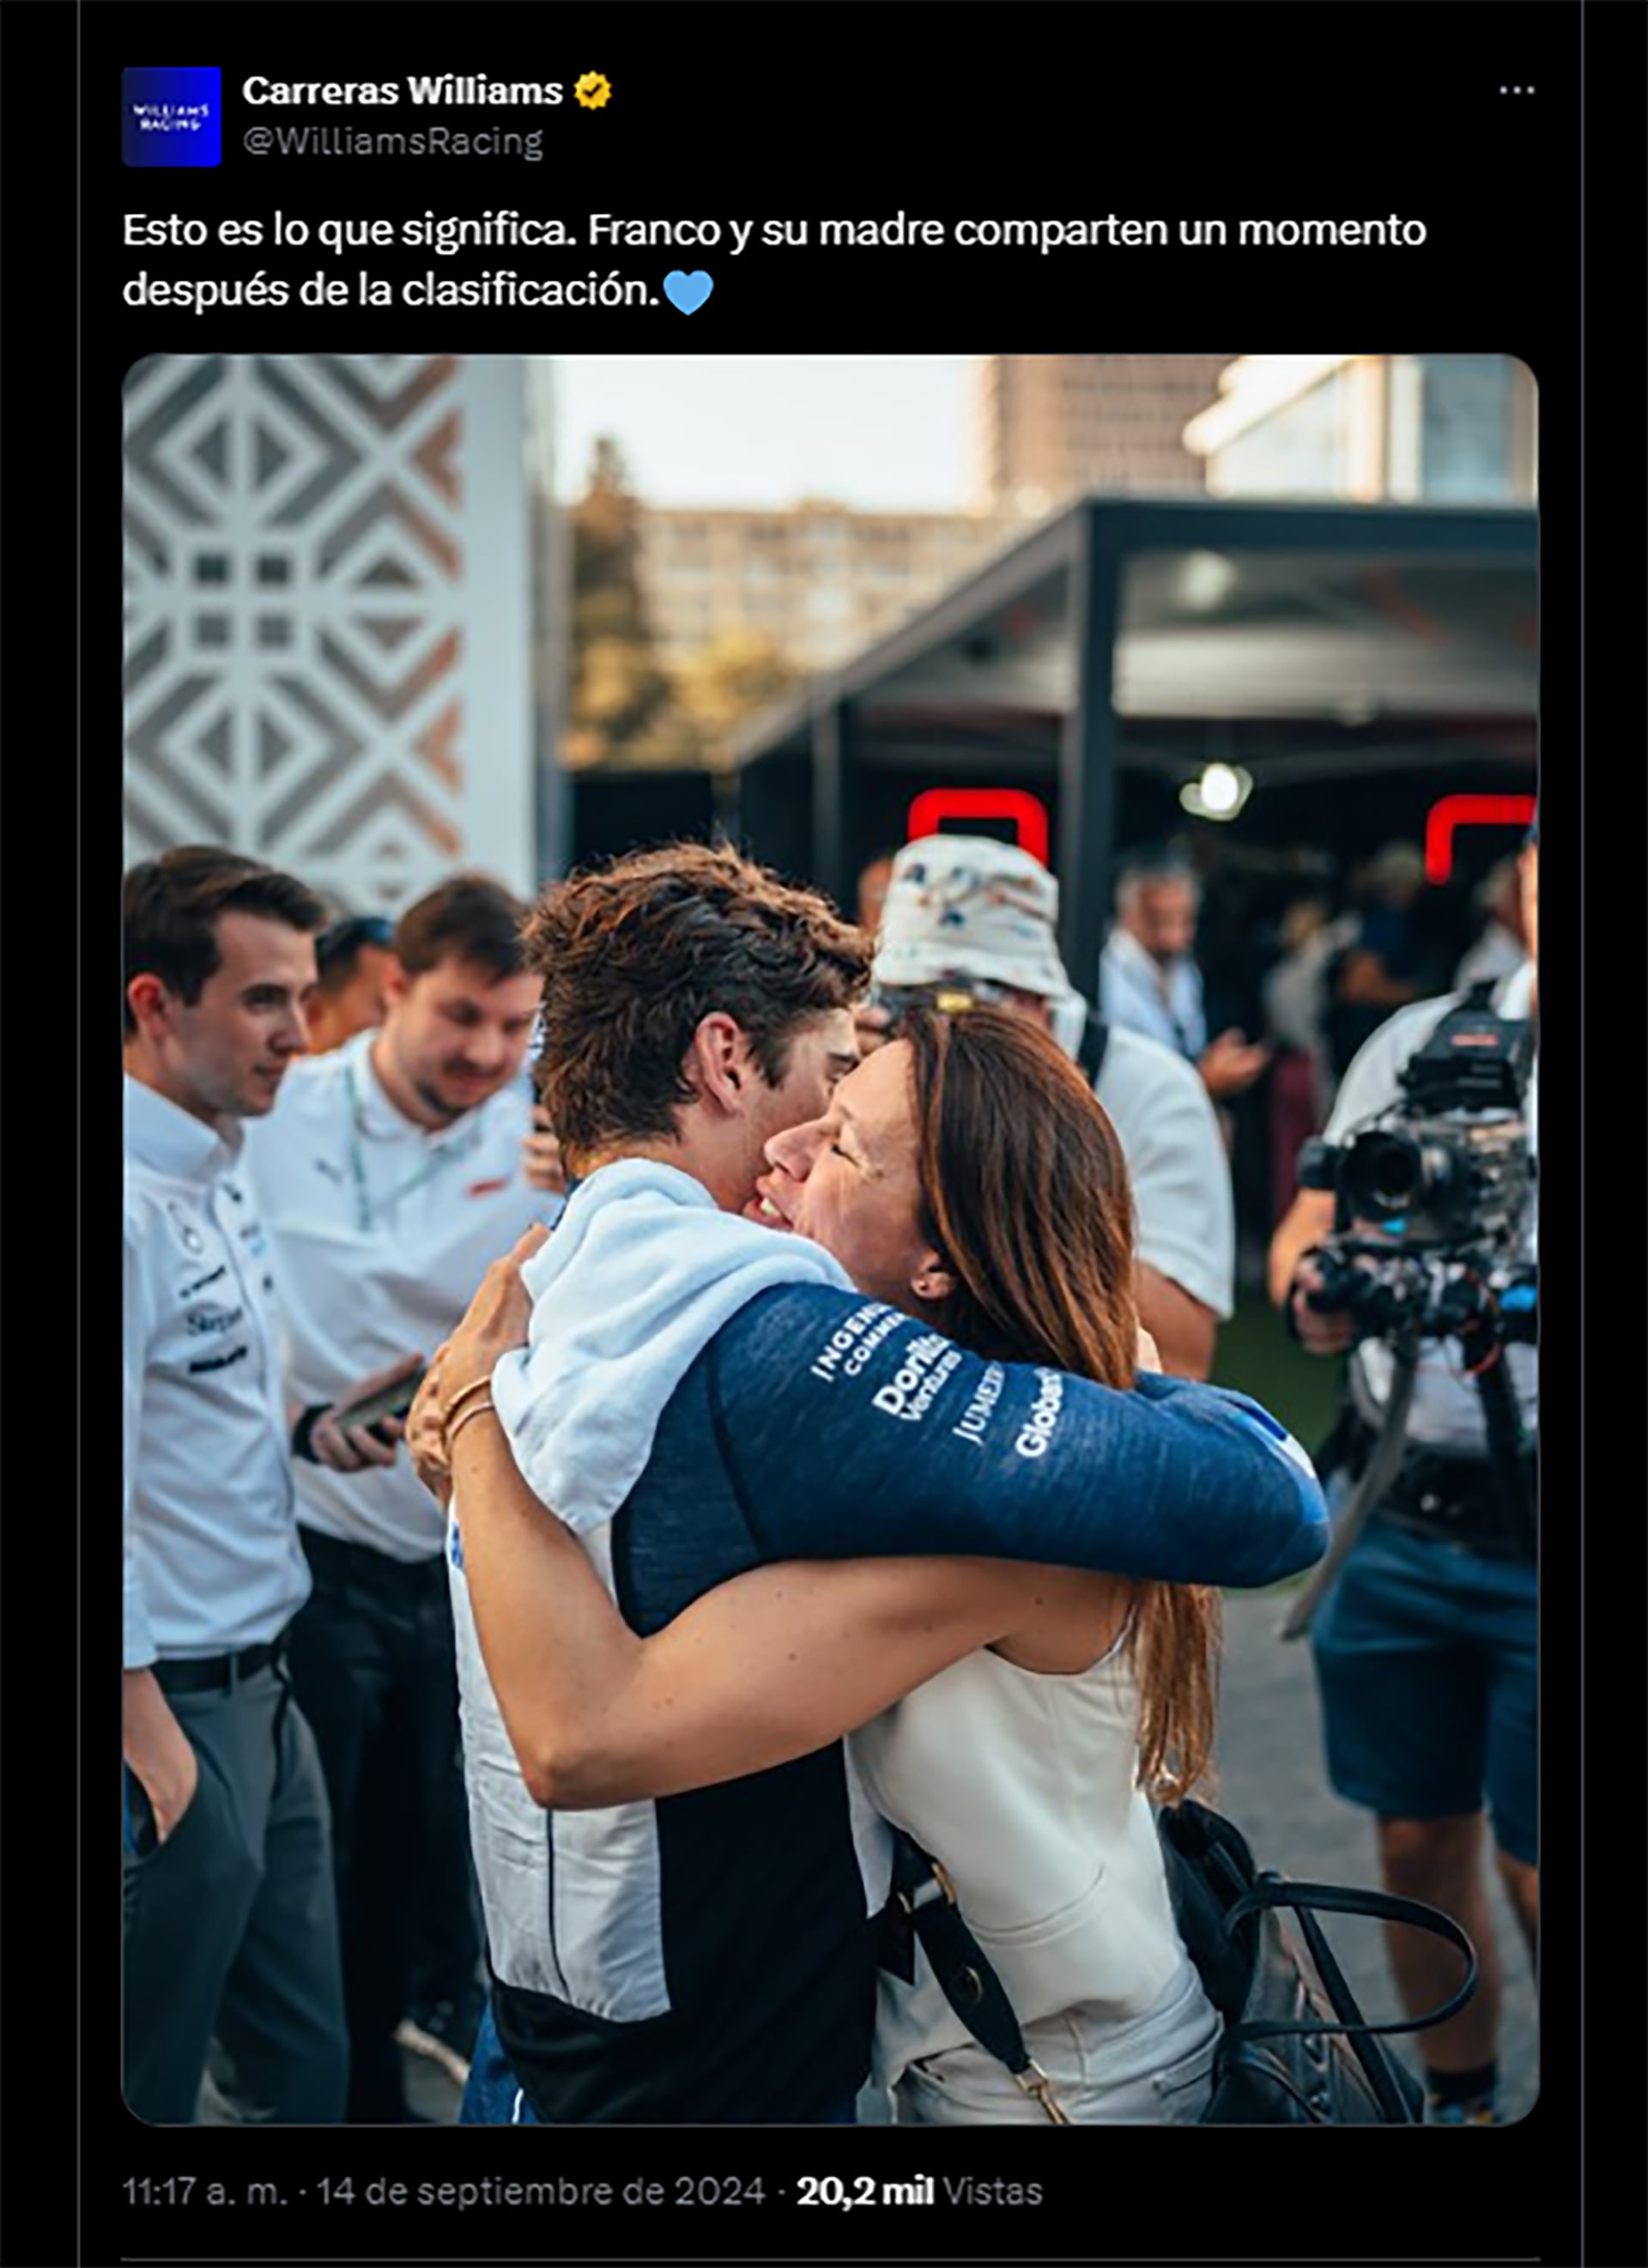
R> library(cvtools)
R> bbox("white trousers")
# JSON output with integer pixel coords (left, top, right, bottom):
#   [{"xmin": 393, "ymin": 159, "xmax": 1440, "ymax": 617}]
[{"xmin": 892, "ymin": 1960, "xmax": 1221, "ymax": 2126}]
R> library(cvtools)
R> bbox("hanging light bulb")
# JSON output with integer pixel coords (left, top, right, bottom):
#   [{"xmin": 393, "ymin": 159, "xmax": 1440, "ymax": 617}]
[
  {"xmin": 1178, "ymin": 762, "xmax": 1255, "ymax": 822},
  {"xmin": 1200, "ymin": 763, "xmax": 1241, "ymax": 815}
]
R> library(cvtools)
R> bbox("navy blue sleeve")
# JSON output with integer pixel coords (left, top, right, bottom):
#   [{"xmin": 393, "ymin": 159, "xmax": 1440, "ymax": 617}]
[{"xmin": 711, "ymin": 1287, "xmax": 1328, "ymax": 1591}]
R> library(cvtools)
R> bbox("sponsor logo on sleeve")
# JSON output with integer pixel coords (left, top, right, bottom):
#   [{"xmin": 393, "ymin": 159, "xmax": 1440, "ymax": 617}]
[
  {"xmin": 871, "ymin": 1333, "xmax": 964, "ymax": 1426},
  {"xmin": 1014, "ymin": 1368, "xmax": 1065, "ymax": 1459},
  {"xmin": 808, "ymin": 1301, "xmax": 901, "ymax": 1383},
  {"xmin": 951, "ymin": 1362, "xmax": 1006, "ymax": 1451}
]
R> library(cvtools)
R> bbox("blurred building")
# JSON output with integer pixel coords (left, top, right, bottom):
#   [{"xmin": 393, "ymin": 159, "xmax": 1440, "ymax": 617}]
[
  {"xmin": 1184, "ymin": 355, "xmax": 1537, "ymax": 502},
  {"xmin": 973, "ymin": 355, "xmax": 1235, "ymax": 511},
  {"xmin": 124, "ymin": 355, "xmax": 548, "ymax": 912},
  {"xmin": 635, "ymin": 500, "xmax": 1020, "ymax": 670}
]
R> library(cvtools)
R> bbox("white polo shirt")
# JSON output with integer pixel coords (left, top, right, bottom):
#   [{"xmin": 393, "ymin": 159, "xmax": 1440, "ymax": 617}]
[
  {"xmin": 1094, "ymin": 1026, "xmax": 1235, "ymax": 1320},
  {"xmin": 1098, "ymin": 927, "xmax": 1209, "ymax": 1064},
  {"xmin": 1327, "ymin": 961, "xmax": 1537, "ymax": 1453},
  {"xmin": 243, "ymin": 1029, "xmax": 557, "ymax": 1562},
  {"xmin": 124, "ymin": 1078, "xmax": 311, "ymax": 1669}
]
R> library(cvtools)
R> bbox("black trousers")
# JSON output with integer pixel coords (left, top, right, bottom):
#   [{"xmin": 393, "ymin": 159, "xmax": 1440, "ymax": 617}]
[
  {"xmin": 123, "ymin": 1662, "xmax": 347, "ymax": 2124},
  {"xmin": 288, "ymin": 1528, "xmax": 480, "ymax": 2120}
]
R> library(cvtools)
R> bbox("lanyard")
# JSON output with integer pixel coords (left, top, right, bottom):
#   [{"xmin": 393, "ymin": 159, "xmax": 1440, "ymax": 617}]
[
  {"xmin": 342, "ymin": 1057, "xmax": 483, "ymax": 1235},
  {"xmin": 1111, "ymin": 943, "xmax": 1197, "ymax": 1060}
]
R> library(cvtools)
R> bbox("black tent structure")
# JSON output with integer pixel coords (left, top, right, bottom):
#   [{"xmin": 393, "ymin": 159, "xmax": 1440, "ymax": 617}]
[{"xmin": 729, "ymin": 495, "xmax": 1537, "ymax": 981}]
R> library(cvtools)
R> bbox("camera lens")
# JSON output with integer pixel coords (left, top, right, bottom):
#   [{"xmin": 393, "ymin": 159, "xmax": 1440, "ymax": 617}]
[{"xmin": 1342, "ymin": 1131, "xmax": 1422, "ymax": 1216}]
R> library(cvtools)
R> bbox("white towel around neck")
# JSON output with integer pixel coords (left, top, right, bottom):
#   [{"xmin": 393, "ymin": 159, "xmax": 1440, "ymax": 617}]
[{"xmin": 489, "ymin": 1157, "xmax": 857, "ymax": 1533}]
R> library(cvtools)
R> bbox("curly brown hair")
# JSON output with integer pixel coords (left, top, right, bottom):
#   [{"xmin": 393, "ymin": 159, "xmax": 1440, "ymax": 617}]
[{"xmin": 522, "ymin": 842, "xmax": 871, "ymax": 1156}]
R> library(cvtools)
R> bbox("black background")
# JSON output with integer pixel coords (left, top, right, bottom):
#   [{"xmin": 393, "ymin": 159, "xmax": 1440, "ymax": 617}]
[{"xmin": 0, "ymin": 2, "xmax": 1638, "ymax": 2263}]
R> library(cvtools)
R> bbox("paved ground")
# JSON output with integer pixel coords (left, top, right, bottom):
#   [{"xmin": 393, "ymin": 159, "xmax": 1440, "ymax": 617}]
[
  {"xmin": 1213, "ymin": 1583, "xmax": 1537, "ymax": 2120},
  {"xmin": 1210, "ymin": 1295, "xmax": 1536, "ymax": 2122}
]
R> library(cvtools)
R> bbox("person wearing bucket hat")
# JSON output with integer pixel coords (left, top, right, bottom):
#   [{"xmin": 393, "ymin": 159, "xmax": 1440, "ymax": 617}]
[
  {"xmin": 869, "ymin": 836, "xmax": 1234, "ymax": 1380},
  {"xmin": 872, "ymin": 835, "xmax": 1076, "ymax": 1004}
]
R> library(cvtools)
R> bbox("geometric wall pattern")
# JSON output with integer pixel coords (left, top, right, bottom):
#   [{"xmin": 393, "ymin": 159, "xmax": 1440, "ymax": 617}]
[{"xmin": 124, "ymin": 355, "xmax": 533, "ymax": 913}]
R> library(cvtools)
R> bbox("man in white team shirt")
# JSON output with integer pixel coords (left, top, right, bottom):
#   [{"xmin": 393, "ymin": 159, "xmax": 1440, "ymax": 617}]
[
  {"xmin": 244, "ymin": 875, "xmax": 549, "ymax": 2121},
  {"xmin": 867, "ymin": 835, "xmax": 1234, "ymax": 1380},
  {"xmin": 124, "ymin": 846, "xmax": 418, "ymax": 2125}
]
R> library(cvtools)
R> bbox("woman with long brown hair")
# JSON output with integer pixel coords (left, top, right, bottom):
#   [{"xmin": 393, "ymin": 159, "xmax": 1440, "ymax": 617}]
[
  {"xmin": 878, "ymin": 1005, "xmax": 1221, "ymax": 1811},
  {"xmin": 420, "ymin": 1006, "xmax": 1225, "ymax": 2123}
]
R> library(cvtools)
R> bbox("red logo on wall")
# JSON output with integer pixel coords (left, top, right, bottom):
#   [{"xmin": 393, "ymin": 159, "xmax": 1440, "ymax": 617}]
[
  {"xmin": 906, "ymin": 789, "xmax": 1051, "ymax": 866},
  {"xmin": 1425, "ymin": 794, "xmax": 1536, "ymax": 884}
]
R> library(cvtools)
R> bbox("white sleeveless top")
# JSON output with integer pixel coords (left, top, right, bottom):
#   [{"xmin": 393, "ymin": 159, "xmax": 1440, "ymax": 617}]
[{"xmin": 849, "ymin": 1628, "xmax": 1197, "ymax": 2089}]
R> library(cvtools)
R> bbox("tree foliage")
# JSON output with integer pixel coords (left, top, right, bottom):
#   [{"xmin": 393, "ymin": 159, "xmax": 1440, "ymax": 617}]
[
  {"xmin": 566, "ymin": 438, "xmax": 670, "ymax": 765},
  {"xmin": 565, "ymin": 440, "xmax": 805, "ymax": 771},
  {"xmin": 672, "ymin": 629, "xmax": 803, "ymax": 755}
]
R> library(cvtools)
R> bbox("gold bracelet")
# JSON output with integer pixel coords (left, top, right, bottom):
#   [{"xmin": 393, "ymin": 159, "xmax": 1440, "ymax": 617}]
[
  {"xmin": 447, "ymin": 1398, "xmax": 498, "ymax": 1451},
  {"xmin": 440, "ymin": 1376, "xmax": 494, "ymax": 1430}
]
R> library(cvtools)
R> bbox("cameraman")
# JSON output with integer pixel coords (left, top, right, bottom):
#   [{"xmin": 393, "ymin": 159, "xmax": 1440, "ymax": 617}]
[{"xmin": 1268, "ymin": 824, "xmax": 1537, "ymax": 2127}]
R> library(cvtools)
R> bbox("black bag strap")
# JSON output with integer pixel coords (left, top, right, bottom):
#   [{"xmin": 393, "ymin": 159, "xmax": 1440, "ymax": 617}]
[
  {"xmin": 890, "ymin": 1813, "xmax": 1475, "ymax": 2125},
  {"xmin": 1221, "ymin": 1875, "xmax": 1478, "ymax": 2042},
  {"xmin": 1077, "ymin": 1013, "xmax": 1112, "ymax": 1086},
  {"xmin": 888, "ymin": 1832, "xmax": 1069, "ymax": 2122},
  {"xmin": 1288, "ymin": 1898, "xmax": 1418, "ymax": 2123}
]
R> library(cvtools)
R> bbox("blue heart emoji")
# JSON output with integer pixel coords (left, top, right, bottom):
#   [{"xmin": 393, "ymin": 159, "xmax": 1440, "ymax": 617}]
[{"xmin": 663, "ymin": 270, "xmax": 713, "ymax": 315}]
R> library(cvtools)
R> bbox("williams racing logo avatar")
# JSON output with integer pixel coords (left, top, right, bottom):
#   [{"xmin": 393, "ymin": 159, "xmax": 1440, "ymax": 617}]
[{"xmin": 123, "ymin": 68, "xmax": 222, "ymax": 166}]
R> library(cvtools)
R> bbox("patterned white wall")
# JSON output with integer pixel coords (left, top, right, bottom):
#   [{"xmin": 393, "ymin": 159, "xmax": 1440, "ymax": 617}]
[{"xmin": 123, "ymin": 355, "xmax": 533, "ymax": 912}]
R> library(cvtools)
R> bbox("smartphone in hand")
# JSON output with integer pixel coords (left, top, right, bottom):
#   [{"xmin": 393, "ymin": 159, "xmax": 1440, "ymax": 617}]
[{"xmin": 329, "ymin": 1366, "xmax": 427, "ymax": 1441}]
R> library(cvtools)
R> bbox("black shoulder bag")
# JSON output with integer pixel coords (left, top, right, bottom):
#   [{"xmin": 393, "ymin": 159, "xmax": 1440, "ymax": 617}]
[
  {"xmin": 1157, "ymin": 1797, "xmax": 1476, "ymax": 2122},
  {"xmin": 887, "ymin": 1800, "xmax": 1476, "ymax": 2125}
]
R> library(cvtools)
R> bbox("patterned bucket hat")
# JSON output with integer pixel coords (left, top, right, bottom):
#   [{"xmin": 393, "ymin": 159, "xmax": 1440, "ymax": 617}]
[{"xmin": 874, "ymin": 835, "xmax": 1073, "ymax": 1001}]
